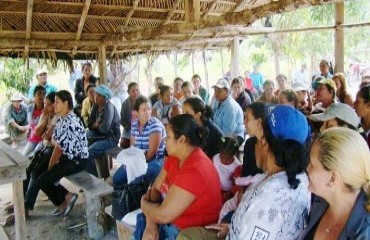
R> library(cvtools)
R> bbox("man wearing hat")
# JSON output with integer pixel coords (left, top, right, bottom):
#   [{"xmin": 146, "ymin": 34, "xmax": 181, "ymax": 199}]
[
  {"xmin": 85, "ymin": 85, "xmax": 120, "ymax": 178},
  {"xmin": 28, "ymin": 68, "xmax": 57, "ymax": 103},
  {"xmin": 212, "ymin": 78, "xmax": 244, "ymax": 145},
  {"xmin": 310, "ymin": 103, "xmax": 361, "ymax": 132},
  {"xmin": 4, "ymin": 93, "xmax": 29, "ymax": 148},
  {"xmin": 312, "ymin": 78, "xmax": 338, "ymax": 113}
]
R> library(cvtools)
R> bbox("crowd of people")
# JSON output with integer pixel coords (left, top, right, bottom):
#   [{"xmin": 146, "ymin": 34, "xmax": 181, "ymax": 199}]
[{"xmin": 3, "ymin": 59, "xmax": 370, "ymax": 239}]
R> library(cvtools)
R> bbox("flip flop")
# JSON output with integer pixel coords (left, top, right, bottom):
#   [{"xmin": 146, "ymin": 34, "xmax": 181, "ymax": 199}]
[
  {"xmin": 51, "ymin": 208, "xmax": 65, "ymax": 216},
  {"xmin": 63, "ymin": 193, "xmax": 78, "ymax": 216}
]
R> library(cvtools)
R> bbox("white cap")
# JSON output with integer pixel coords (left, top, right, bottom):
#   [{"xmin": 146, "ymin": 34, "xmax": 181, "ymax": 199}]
[
  {"xmin": 212, "ymin": 78, "xmax": 230, "ymax": 90},
  {"xmin": 36, "ymin": 68, "xmax": 48, "ymax": 76},
  {"xmin": 310, "ymin": 103, "xmax": 360, "ymax": 129}
]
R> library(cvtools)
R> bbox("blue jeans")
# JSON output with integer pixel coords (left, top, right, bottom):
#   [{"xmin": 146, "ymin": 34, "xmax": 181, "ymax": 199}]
[
  {"xmin": 133, "ymin": 213, "xmax": 180, "ymax": 240},
  {"xmin": 85, "ymin": 139, "xmax": 118, "ymax": 177},
  {"xmin": 113, "ymin": 157, "xmax": 163, "ymax": 189}
]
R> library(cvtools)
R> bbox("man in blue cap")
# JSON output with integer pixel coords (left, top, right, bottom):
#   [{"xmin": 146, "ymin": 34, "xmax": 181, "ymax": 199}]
[{"xmin": 85, "ymin": 85, "xmax": 121, "ymax": 178}]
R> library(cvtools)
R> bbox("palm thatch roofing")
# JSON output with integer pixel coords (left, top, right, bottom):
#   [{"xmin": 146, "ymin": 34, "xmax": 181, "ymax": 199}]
[{"xmin": 0, "ymin": 0, "xmax": 340, "ymax": 60}]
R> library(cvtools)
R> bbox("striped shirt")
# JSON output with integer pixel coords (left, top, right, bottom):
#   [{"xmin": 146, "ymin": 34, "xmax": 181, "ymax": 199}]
[{"xmin": 131, "ymin": 117, "xmax": 166, "ymax": 159}]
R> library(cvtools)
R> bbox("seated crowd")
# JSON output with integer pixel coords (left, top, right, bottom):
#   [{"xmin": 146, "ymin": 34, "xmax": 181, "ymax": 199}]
[{"xmin": 3, "ymin": 60, "xmax": 370, "ymax": 239}]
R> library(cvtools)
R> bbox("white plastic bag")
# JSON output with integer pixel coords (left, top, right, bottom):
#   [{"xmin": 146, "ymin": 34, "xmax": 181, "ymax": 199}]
[{"xmin": 116, "ymin": 146, "xmax": 148, "ymax": 184}]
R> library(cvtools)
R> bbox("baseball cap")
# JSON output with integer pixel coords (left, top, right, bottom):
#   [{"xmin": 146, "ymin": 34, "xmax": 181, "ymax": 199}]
[
  {"xmin": 292, "ymin": 82, "xmax": 308, "ymax": 92},
  {"xmin": 36, "ymin": 68, "xmax": 48, "ymax": 76},
  {"xmin": 310, "ymin": 103, "xmax": 360, "ymax": 129},
  {"xmin": 313, "ymin": 78, "xmax": 336, "ymax": 92},
  {"xmin": 267, "ymin": 105, "xmax": 310, "ymax": 145},
  {"xmin": 10, "ymin": 93, "xmax": 23, "ymax": 101},
  {"xmin": 212, "ymin": 78, "xmax": 230, "ymax": 90},
  {"xmin": 95, "ymin": 85, "xmax": 113, "ymax": 100}
]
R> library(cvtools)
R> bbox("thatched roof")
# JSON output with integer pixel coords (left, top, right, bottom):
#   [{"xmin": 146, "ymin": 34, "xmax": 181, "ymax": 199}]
[{"xmin": 0, "ymin": 0, "xmax": 340, "ymax": 60}]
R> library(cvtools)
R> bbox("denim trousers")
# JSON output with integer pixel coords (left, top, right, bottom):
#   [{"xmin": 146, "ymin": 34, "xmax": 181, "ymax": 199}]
[
  {"xmin": 23, "ymin": 141, "xmax": 39, "ymax": 157},
  {"xmin": 37, "ymin": 155, "xmax": 84, "ymax": 206},
  {"xmin": 133, "ymin": 213, "xmax": 180, "ymax": 240},
  {"xmin": 84, "ymin": 139, "xmax": 118, "ymax": 177},
  {"xmin": 24, "ymin": 147, "xmax": 53, "ymax": 210},
  {"xmin": 113, "ymin": 157, "xmax": 163, "ymax": 189}
]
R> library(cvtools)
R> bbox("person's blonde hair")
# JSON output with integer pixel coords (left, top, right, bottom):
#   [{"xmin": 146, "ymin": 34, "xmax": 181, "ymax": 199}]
[
  {"xmin": 333, "ymin": 72, "xmax": 348, "ymax": 103},
  {"xmin": 314, "ymin": 128, "xmax": 370, "ymax": 210}
]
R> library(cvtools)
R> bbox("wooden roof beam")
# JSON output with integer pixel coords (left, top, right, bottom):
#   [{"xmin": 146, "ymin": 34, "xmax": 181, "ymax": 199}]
[
  {"xmin": 122, "ymin": 0, "xmax": 342, "ymax": 40},
  {"xmin": 25, "ymin": 0, "xmax": 34, "ymax": 39},
  {"xmin": 72, "ymin": 0, "xmax": 91, "ymax": 56},
  {"xmin": 76, "ymin": 0, "xmax": 91, "ymax": 41},
  {"xmin": 233, "ymin": 0, "xmax": 252, "ymax": 12},
  {"xmin": 185, "ymin": 0, "xmax": 200, "ymax": 22},
  {"xmin": 163, "ymin": 0, "xmax": 183, "ymax": 25},
  {"xmin": 202, "ymin": 0, "xmax": 220, "ymax": 20},
  {"xmin": 125, "ymin": 0, "xmax": 139, "ymax": 26},
  {"xmin": 25, "ymin": 0, "xmax": 34, "ymax": 60}
]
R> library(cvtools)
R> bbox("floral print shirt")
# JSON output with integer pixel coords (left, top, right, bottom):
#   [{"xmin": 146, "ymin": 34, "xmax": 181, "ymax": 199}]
[
  {"xmin": 228, "ymin": 172, "xmax": 310, "ymax": 240},
  {"xmin": 53, "ymin": 112, "xmax": 89, "ymax": 160}
]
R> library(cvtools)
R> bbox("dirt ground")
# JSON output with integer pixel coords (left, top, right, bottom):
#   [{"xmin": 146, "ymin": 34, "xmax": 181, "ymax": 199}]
[{"xmin": 0, "ymin": 126, "xmax": 119, "ymax": 240}]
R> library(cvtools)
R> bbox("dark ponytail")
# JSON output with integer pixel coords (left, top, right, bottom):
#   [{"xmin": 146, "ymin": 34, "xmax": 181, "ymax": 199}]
[
  {"xmin": 184, "ymin": 97, "xmax": 214, "ymax": 122},
  {"xmin": 168, "ymin": 114, "xmax": 206, "ymax": 147},
  {"xmin": 263, "ymin": 120, "xmax": 309, "ymax": 189}
]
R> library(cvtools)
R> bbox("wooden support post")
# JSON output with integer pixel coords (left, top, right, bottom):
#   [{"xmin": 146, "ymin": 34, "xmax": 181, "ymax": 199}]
[
  {"xmin": 192, "ymin": 51, "xmax": 195, "ymax": 75},
  {"xmin": 220, "ymin": 49, "xmax": 224, "ymax": 76},
  {"xmin": 13, "ymin": 181, "xmax": 26, "ymax": 240},
  {"xmin": 185, "ymin": 0, "xmax": 200, "ymax": 22},
  {"xmin": 202, "ymin": 50, "xmax": 209, "ymax": 90},
  {"xmin": 85, "ymin": 194, "xmax": 107, "ymax": 240},
  {"xmin": 230, "ymin": 37, "xmax": 240, "ymax": 79},
  {"xmin": 98, "ymin": 44, "xmax": 107, "ymax": 85},
  {"xmin": 334, "ymin": 2, "xmax": 344, "ymax": 73},
  {"xmin": 174, "ymin": 51, "xmax": 178, "ymax": 77}
]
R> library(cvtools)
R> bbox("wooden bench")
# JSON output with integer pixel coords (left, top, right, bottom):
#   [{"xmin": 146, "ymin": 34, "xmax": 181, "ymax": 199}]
[{"xmin": 65, "ymin": 171, "xmax": 113, "ymax": 240}]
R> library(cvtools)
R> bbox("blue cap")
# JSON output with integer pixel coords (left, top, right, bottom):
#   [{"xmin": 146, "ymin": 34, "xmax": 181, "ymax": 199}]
[
  {"xmin": 267, "ymin": 105, "xmax": 310, "ymax": 145},
  {"xmin": 95, "ymin": 85, "xmax": 112, "ymax": 100}
]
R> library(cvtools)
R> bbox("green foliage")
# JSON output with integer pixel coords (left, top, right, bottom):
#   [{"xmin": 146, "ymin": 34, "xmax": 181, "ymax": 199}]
[{"xmin": 0, "ymin": 59, "xmax": 35, "ymax": 98}]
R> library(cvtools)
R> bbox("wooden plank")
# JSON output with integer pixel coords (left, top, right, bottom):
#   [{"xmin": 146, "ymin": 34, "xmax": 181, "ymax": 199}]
[
  {"xmin": 65, "ymin": 171, "xmax": 113, "ymax": 197},
  {"xmin": 0, "ymin": 141, "xmax": 29, "ymax": 167},
  {"xmin": 0, "ymin": 165, "xmax": 27, "ymax": 185},
  {"xmin": 13, "ymin": 180, "xmax": 26, "ymax": 240},
  {"xmin": 98, "ymin": 44, "xmax": 107, "ymax": 85},
  {"xmin": 230, "ymin": 37, "xmax": 240, "ymax": 78}
]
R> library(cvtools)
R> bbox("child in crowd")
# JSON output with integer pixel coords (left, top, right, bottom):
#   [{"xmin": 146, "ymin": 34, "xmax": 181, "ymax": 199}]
[{"xmin": 212, "ymin": 137, "xmax": 242, "ymax": 202}]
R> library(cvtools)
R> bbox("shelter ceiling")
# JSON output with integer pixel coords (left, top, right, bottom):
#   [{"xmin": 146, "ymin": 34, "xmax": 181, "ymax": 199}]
[{"xmin": 0, "ymin": 0, "xmax": 339, "ymax": 60}]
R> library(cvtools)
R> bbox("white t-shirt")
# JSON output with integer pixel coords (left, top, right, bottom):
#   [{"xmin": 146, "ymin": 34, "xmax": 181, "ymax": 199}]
[
  {"xmin": 213, "ymin": 153, "xmax": 242, "ymax": 191},
  {"xmin": 227, "ymin": 172, "xmax": 310, "ymax": 240}
]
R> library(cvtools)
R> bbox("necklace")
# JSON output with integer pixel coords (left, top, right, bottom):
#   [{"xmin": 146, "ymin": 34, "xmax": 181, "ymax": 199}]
[{"xmin": 324, "ymin": 202, "xmax": 354, "ymax": 234}]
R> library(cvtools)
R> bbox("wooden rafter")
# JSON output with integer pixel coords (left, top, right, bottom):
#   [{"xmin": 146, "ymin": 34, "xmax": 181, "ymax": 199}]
[
  {"xmin": 125, "ymin": 0, "xmax": 140, "ymax": 26},
  {"xmin": 202, "ymin": 0, "xmax": 220, "ymax": 20},
  {"xmin": 25, "ymin": 0, "xmax": 34, "ymax": 39},
  {"xmin": 233, "ymin": 0, "xmax": 253, "ymax": 12},
  {"xmin": 163, "ymin": 0, "xmax": 183, "ymax": 25},
  {"xmin": 121, "ymin": 0, "xmax": 342, "ymax": 40},
  {"xmin": 76, "ymin": 0, "xmax": 91, "ymax": 41}
]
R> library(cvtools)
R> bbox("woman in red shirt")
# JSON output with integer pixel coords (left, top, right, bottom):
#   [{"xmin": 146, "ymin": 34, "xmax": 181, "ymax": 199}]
[{"xmin": 135, "ymin": 114, "xmax": 222, "ymax": 240}]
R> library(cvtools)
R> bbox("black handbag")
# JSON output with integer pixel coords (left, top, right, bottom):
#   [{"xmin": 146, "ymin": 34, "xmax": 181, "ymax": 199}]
[
  {"xmin": 111, "ymin": 175, "xmax": 149, "ymax": 220},
  {"xmin": 27, "ymin": 147, "xmax": 53, "ymax": 177}
]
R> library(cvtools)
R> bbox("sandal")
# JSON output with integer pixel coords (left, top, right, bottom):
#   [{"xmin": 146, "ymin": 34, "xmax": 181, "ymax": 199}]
[
  {"xmin": 51, "ymin": 208, "xmax": 65, "ymax": 216},
  {"xmin": 63, "ymin": 193, "xmax": 78, "ymax": 216}
]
